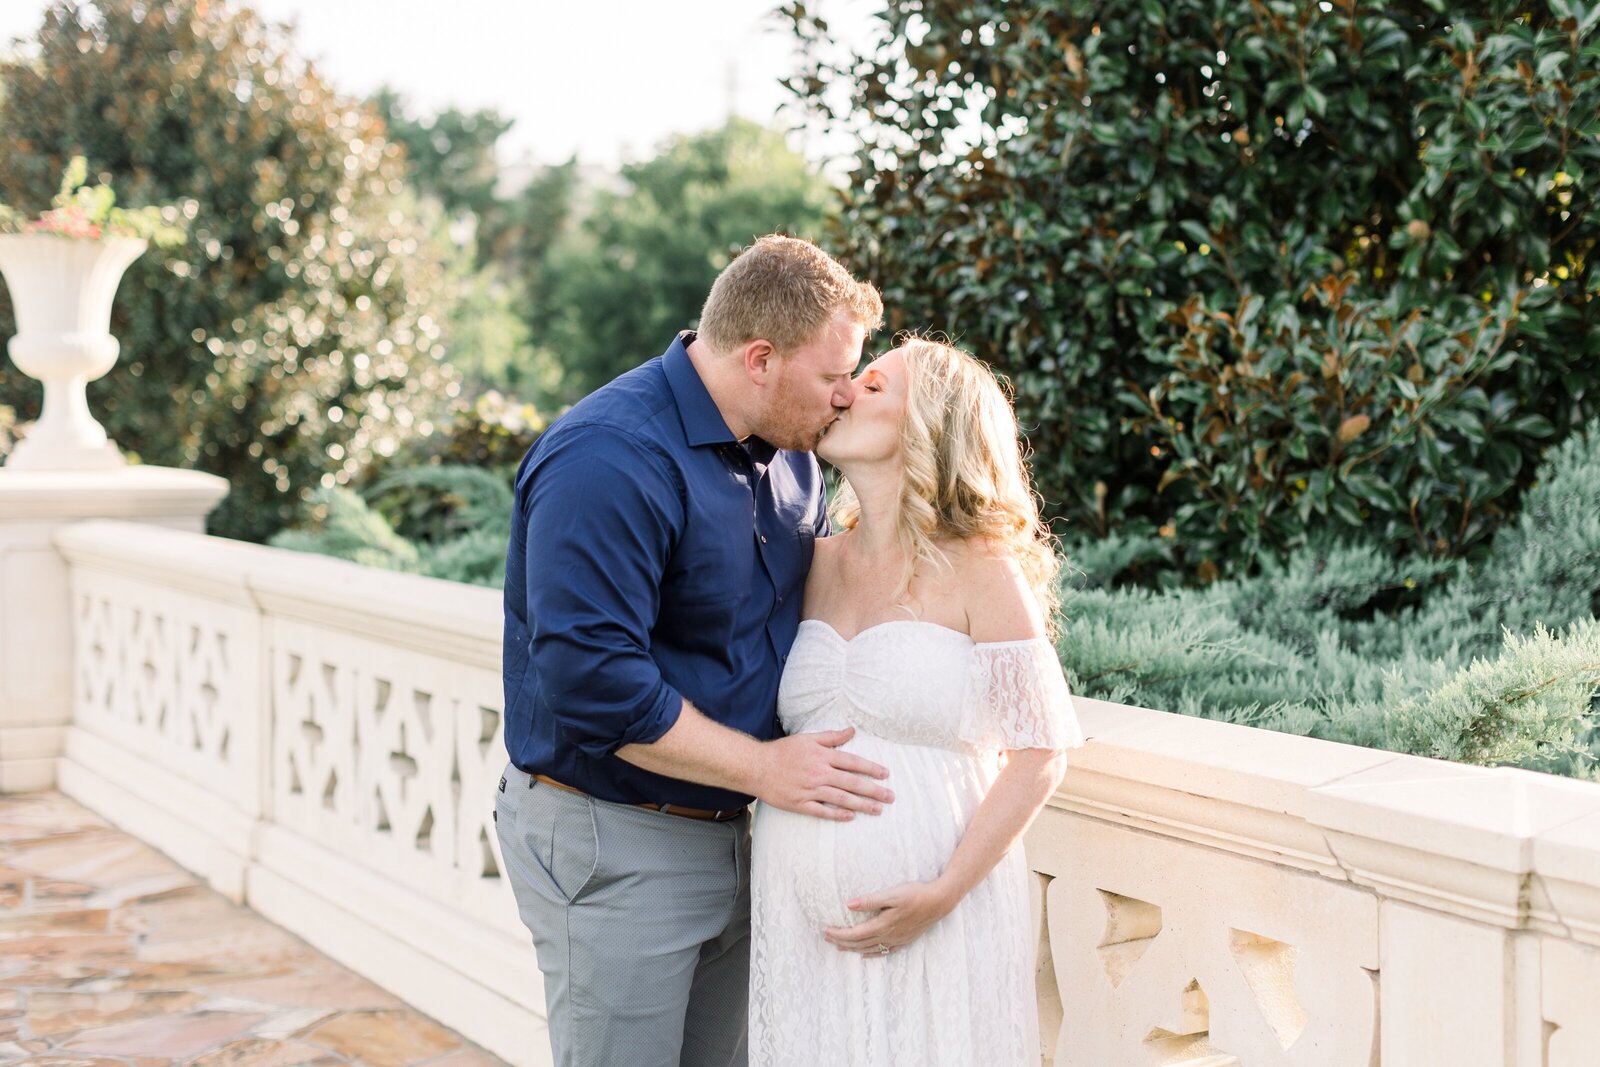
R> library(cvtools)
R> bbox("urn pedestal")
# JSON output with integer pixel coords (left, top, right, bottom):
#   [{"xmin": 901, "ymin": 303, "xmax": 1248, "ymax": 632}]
[{"xmin": 0, "ymin": 233, "xmax": 228, "ymax": 792}]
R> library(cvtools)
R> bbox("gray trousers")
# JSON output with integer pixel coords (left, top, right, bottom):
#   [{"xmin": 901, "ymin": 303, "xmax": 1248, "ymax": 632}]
[{"xmin": 495, "ymin": 762, "xmax": 751, "ymax": 1067}]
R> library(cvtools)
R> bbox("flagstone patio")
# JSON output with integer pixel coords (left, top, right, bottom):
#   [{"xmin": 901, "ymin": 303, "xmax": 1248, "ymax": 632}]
[{"xmin": 0, "ymin": 790, "xmax": 507, "ymax": 1066}]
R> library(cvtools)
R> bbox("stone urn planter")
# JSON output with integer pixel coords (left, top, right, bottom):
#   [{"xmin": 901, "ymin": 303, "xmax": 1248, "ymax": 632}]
[{"xmin": 0, "ymin": 233, "xmax": 147, "ymax": 470}]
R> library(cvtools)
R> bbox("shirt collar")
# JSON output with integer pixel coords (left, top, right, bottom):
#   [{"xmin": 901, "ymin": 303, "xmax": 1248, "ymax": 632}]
[{"xmin": 663, "ymin": 331, "xmax": 740, "ymax": 447}]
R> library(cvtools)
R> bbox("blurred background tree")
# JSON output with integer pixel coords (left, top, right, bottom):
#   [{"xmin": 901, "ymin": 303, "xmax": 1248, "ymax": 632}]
[
  {"xmin": 786, "ymin": 0, "xmax": 1600, "ymax": 577},
  {"xmin": 369, "ymin": 88, "xmax": 566, "ymax": 408},
  {"xmin": 774, "ymin": 0, "xmax": 1600, "ymax": 776},
  {"xmin": 370, "ymin": 90, "xmax": 512, "ymax": 255},
  {"xmin": 497, "ymin": 158, "xmax": 580, "ymax": 330},
  {"xmin": 0, "ymin": 0, "xmax": 461, "ymax": 542},
  {"xmin": 532, "ymin": 117, "xmax": 834, "ymax": 398},
  {"xmin": 294, "ymin": 115, "xmax": 832, "ymax": 563}
]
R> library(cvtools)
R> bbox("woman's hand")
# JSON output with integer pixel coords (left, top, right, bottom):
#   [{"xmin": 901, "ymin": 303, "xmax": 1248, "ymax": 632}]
[{"xmin": 823, "ymin": 879, "xmax": 959, "ymax": 954}]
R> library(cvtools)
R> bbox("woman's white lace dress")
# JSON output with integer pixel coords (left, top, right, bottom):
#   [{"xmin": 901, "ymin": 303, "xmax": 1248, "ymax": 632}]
[{"xmin": 749, "ymin": 619, "xmax": 1085, "ymax": 1067}]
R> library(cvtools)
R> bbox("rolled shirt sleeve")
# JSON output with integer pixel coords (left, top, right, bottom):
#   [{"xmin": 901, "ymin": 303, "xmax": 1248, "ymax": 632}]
[{"xmin": 523, "ymin": 425, "xmax": 686, "ymax": 759}]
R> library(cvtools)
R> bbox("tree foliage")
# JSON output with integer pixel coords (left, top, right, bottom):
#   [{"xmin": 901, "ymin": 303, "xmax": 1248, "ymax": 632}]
[
  {"xmin": 533, "ymin": 118, "xmax": 834, "ymax": 397},
  {"xmin": 0, "ymin": 0, "xmax": 459, "ymax": 542},
  {"xmin": 787, "ymin": 0, "xmax": 1600, "ymax": 576},
  {"xmin": 367, "ymin": 90, "xmax": 570, "ymax": 415},
  {"xmin": 371, "ymin": 88, "xmax": 512, "ymax": 240}
]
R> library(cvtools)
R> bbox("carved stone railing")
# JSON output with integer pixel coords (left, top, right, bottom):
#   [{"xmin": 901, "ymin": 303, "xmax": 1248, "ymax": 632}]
[
  {"xmin": 54, "ymin": 519, "xmax": 538, "ymax": 1062},
  {"xmin": 49, "ymin": 519, "xmax": 1600, "ymax": 1067},
  {"xmin": 1026, "ymin": 704, "xmax": 1600, "ymax": 1065}
]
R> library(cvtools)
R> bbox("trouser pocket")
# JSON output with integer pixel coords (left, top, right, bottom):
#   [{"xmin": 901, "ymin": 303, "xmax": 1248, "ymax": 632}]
[{"xmin": 498, "ymin": 770, "xmax": 601, "ymax": 906}]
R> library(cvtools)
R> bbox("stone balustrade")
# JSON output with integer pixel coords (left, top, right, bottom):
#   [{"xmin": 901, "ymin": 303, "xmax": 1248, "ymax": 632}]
[{"xmin": 39, "ymin": 518, "xmax": 1600, "ymax": 1067}]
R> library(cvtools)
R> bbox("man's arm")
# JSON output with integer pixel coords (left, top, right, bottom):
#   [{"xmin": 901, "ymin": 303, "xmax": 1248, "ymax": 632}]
[
  {"xmin": 617, "ymin": 704, "xmax": 892, "ymax": 821},
  {"xmin": 524, "ymin": 427, "xmax": 686, "ymax": 756}
]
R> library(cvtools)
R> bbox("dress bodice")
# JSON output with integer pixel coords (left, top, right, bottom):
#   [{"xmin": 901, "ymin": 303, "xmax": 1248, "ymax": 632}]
[{"xmin": 777, "ymin": 619, "xmax": 1085, "ymax": 752}]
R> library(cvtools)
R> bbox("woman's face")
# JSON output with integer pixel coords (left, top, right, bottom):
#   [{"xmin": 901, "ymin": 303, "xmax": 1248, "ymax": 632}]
[{"xmin": 816, "ymin": 348, "xmax": 907, "ymax": 467}]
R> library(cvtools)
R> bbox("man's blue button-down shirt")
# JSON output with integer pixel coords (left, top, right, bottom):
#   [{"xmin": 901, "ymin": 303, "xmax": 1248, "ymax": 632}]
[{"xmin": 501, "ymin": 332, "xmax": 828, "ymax": 810}]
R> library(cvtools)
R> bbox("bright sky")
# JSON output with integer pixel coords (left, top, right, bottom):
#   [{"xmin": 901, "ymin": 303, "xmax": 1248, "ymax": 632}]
[{"xmin": 0, "ymin": 0, "xmax": 878, "ymax": 169}]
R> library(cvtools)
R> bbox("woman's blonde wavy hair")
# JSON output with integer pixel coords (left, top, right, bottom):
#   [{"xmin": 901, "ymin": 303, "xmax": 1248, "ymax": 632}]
[{"xmin": 830, "ymin": 336, "xmax": 1061, "ymax": 635}]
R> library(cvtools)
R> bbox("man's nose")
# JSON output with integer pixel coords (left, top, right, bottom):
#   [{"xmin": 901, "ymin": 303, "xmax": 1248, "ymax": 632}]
[{"xmin": 834, "ymin": 382, "xmax": 857, "ymax": 409}]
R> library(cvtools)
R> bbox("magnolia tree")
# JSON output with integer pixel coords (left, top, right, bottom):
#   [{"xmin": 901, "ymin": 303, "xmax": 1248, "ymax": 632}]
[{"xmin": 788, "ymin": 0, "xmax": 1600, "ymax": 576}]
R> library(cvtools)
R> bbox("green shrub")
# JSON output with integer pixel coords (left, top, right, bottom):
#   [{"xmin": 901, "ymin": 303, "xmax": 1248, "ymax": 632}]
[
  {"xmin": 1382, "ymin": 622, "xmax": 1600, "ymax": 771},
  {"xmin": 269, "ymin": 463, "xmax": 512, "ymax": 588},
  {"xmin": 362, "ymin": 462, "xmax": 516, "ymax": 558},
  {"xmin": 267, "ymin": 487, "xmax": 422, "ymax": 575},
  {"xmin": 1059, "ymin": 418, "xmax": 1600, "ymax": 778},
  {"xmin": 1473, "ymin": 426, "xmax": 1600, "ymax": 641},
  {"xmin": 272, "ymin": 415, "xmax": 1600, "ymax": 778}
]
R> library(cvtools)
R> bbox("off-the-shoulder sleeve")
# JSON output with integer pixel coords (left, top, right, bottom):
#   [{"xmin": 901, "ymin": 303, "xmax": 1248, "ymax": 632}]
[{"xmin": 960, "ymin": 638, "xmax": 1086, "ymax": 751}]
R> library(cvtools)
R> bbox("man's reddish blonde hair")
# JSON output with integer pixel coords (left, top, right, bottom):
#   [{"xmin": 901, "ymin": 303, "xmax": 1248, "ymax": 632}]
[{"xmin": 697, "ymin": 234, "xmax": 883, "ymax": 355}]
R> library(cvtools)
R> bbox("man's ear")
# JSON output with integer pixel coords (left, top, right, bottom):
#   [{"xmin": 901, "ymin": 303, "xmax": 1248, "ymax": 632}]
[{"xmin": 743, "ymin": 339, "xmax": 777, "ymax": 384}]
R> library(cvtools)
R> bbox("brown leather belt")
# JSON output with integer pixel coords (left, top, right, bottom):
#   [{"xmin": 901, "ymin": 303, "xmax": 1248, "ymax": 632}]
[{"xmin": 533, "ymin": 774, "xmax": 747, "ymax": 823}]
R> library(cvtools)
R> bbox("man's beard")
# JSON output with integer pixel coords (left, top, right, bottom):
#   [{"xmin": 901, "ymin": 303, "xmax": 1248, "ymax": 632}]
[
  {"xmin": 762, "ymin": 416, "xmax": 831, "ymax": 452},
  {"xmin": 757, "ymin": 382, "xmax": 835, "ymax": 452}
]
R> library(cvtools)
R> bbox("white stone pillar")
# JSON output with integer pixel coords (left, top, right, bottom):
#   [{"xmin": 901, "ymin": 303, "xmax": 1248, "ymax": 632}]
[{"xmin": 0, "ymin": 466, "xmax": 227, "ymax": 791}]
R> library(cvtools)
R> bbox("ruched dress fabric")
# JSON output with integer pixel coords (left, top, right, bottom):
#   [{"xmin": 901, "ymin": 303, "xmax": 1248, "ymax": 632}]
[{"xmin": 749, "ymin": 619, "xmax": 1086, "ymax": 1067}]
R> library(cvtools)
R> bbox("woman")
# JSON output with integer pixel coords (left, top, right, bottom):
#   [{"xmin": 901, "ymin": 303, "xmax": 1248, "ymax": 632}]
[{"xmin": 749, "ymin": 337, "xmax": 1085, "ymax": 1066}]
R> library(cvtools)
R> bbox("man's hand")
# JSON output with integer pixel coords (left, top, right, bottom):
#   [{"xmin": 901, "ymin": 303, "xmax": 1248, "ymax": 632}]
[
  {"xmin": 755, "ymin": 727, "xmax": 894, "ymax": 821},
  {"xmin": 616, "ymin": 705, "xmax": 891, "ymax": 818}
]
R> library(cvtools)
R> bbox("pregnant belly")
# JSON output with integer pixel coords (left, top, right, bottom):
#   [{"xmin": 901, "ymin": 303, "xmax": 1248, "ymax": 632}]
[{"xmin": 752, "ymin": 731, "xmax": 993, "ymax": 931}]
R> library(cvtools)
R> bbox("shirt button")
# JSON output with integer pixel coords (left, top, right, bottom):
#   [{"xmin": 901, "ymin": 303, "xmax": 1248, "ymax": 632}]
[{"xmin": 760, "ymin": 535, "xmax": 767, "ymax": 544}]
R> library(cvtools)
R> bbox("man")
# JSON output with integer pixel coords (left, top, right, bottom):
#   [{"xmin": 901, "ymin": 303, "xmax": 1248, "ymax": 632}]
[{"xmin": 497, "ymin": 235, "xmax": 893, "ymax": 1067}]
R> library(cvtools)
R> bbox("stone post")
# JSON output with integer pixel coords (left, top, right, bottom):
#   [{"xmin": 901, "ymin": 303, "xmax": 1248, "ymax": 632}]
[{"xmin": 0, "ymin": 466, "xmax": 227, "ymax": 791}]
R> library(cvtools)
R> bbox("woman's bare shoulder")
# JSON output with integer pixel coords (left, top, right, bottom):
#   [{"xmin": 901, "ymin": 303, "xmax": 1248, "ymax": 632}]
[
  {"xmin": 946, "ymin": 537, "xmax": 1044, "ymax": 642},
  {"xmin": 938, "ymin": 534, "xmax": 1015, "ymax": 574}
]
